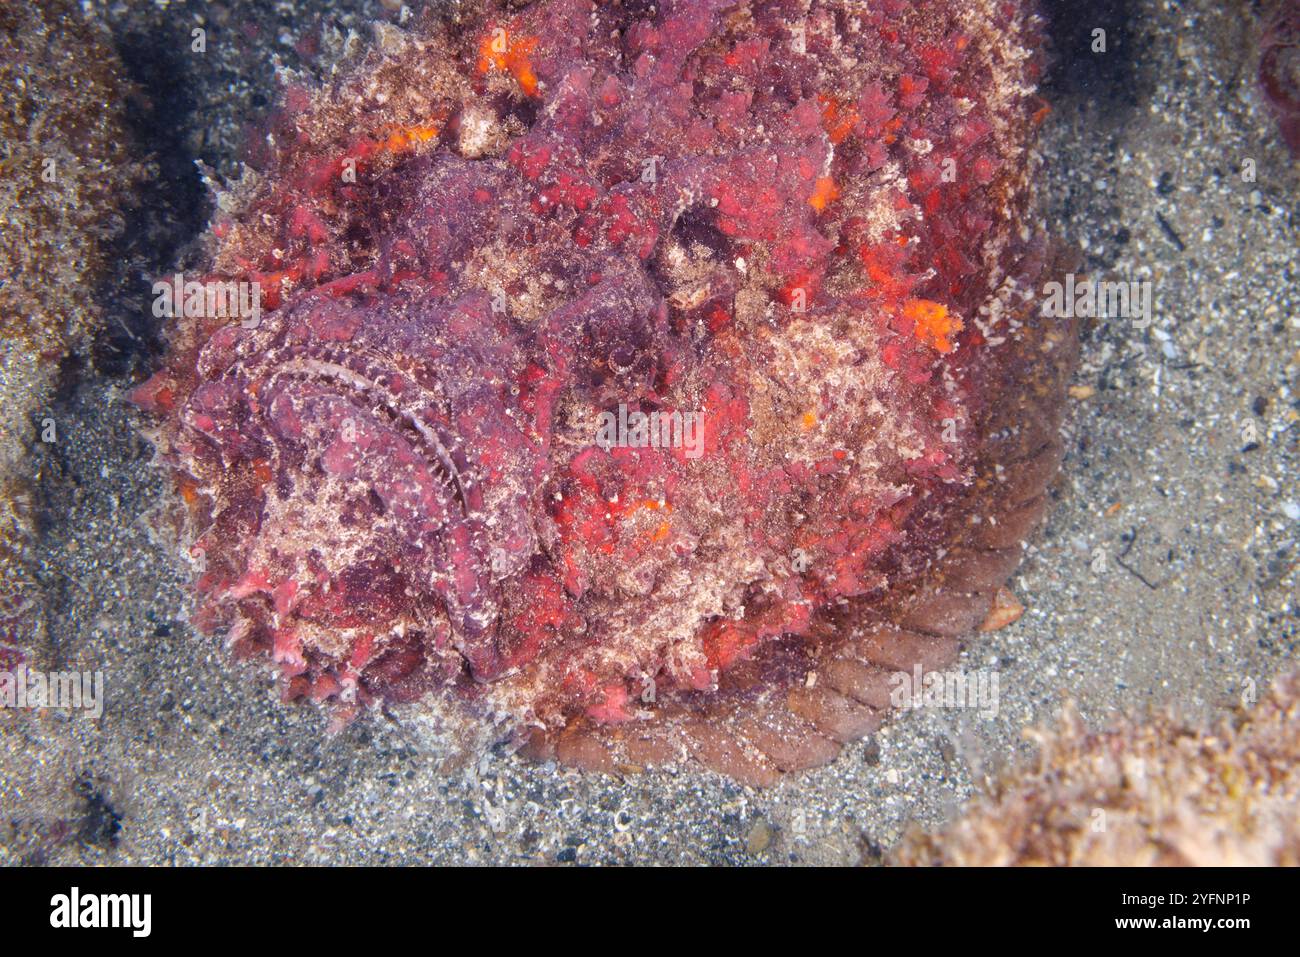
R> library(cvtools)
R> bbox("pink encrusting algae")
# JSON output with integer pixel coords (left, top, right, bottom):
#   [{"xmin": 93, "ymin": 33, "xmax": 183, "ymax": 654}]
[{"xmin": 132, "ymin": 0, "xmax": 1077, "ymax": 783}]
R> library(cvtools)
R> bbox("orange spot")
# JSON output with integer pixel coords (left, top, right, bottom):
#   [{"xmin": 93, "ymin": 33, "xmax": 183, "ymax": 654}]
[
  {"xmin": 882, "ymin": 115, "xmax": 904, "ymax": 145},
  {"xmin": 817, "ymin": 94, "xmax": 859, "ymax": 144},
  {"xmin": 801, "ymin": 411, "xmax": 817, "ymax": 430},
  {"xmin": 382, "ymin": 123, "xmax": 440, "ymax": 154},
  {"xmin": 903, "ymin": 298, "xmax": 963, "ymax": 353},
  {"xmin": 623, "ymin": 497, "xmax": 672, "ymax": 520},
  {"xmin": 808, "ymin": 176, "xmax": 840, "ymax": 212},
  {"xmin": 252, "ymin": 458, "xmax": 274, "ymax": 486},
  {"xmin": 478, "ymin": 28, "xmax": 540, "ymax": 97}
]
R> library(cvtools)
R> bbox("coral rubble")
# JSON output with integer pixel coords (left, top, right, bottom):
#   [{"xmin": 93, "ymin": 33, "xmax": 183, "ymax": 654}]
[
  {"xmin": 895, "ymin": 669, "xmax": 1300, "ymax": 866},
  {"xmin": 0, "ymin": 0, "xmax": 138, "ymax": 668}
]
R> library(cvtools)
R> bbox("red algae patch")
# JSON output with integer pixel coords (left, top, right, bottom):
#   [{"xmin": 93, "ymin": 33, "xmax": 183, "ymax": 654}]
[
  {"xmin": 132, "ymin": 0, "xmax": 1076, "ymax": 782},
  {"xmin": 894, "ymin": 669, "xmax": 1300, "ymax": 866}
]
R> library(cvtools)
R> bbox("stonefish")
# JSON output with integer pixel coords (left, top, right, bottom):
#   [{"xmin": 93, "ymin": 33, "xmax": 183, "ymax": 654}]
[{"xmin": 133, "ymin": 0, "xmax": 1076, "ymax": 784}]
